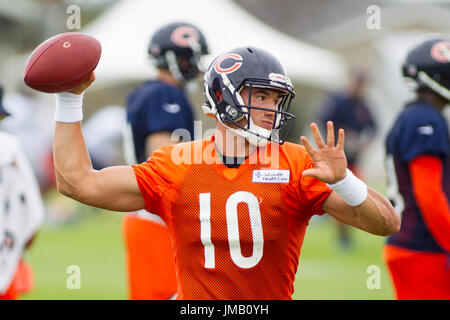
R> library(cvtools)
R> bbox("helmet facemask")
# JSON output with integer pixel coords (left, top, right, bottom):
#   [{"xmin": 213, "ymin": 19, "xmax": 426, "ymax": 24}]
[{"xmin": 165, "ymin": 49, "xmax": 202, "ymax": 83}]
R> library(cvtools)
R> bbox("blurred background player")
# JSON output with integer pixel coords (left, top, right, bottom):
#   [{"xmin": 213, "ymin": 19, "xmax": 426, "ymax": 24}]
[
  {"xmin": 0, "ymin": 87, "xmax": 54, "ymax": 194},
  {"xmin": 317, "ymin": 69, "xmax": 377, "ymax": 249},
  {"xmin": 384, "ymin": 35, "xmax": 450, "ymax": 300},
  {"xmin": 0, "ymin": 85, "xmax": 45, "ymax": 299},
  {"xmin": 121, "ymin": 21, "xmax": 208, "ymax": 299}
]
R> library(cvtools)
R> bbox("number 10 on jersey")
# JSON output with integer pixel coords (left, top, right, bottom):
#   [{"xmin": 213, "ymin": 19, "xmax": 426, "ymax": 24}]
[{"xmin": 199, "ymin": 192, "xmax": 264, "ymax": 269}]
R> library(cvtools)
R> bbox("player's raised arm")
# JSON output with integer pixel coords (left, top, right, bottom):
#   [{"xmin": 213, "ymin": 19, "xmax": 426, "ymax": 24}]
[
  {"xmin": 52, "ymin": 74, "xmax": 145, "ymax": 212},
  {"xmin": 300, "ymin": 121, "xmax": 400, "ymax": 236},
  {"xmin": 23, "ymin": 33, "xmax": 146, "ymax": 212}
]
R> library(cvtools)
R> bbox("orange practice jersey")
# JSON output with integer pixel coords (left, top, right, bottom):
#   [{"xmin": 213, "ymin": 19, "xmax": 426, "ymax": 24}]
[{"xmin": 133, "ymin": 136, "xmax": 331, "ymax": 299}]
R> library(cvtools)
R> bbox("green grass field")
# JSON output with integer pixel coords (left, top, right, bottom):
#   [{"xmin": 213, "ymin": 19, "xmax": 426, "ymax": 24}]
[
  {"xmin": 294, "ymin": 216, "xmax": 394, "ymax": 299},
  {"xmin": 21, "ymin": 203, "xmax": 394, "ymax": 300}
]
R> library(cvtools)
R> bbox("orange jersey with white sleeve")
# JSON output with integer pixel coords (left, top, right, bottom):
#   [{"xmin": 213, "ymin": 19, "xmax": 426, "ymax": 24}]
[{"xmin": 132, "ymin": 136, "xmax": 331, "ymax": 300}]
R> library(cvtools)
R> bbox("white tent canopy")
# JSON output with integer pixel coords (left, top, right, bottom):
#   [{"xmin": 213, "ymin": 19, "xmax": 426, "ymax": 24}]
[{"xmin": 83, "ymin": 0, "xmax": 346, "ymax": 89}]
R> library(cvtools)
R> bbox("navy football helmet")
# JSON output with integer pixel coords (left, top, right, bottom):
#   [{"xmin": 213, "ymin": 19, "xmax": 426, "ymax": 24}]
[
  {"xmin": 402, "ymin": 34, "xmax": 450, "ymax": 100},
  {"xmin": 202, "ymin": 46, "xmax": 296, "ymax": 146},
  {"xmin": 148, "ymin": 22, "xmax": 208, "ymax": 82}
]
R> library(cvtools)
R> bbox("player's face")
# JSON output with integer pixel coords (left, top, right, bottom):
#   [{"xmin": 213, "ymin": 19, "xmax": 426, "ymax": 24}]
[
  {"xmin": 178, "ymin": 56, "xmax": 190, "ymax": 70},
  {"xmin": 239, "ymin": 87, "xmax": 286, "ymax": 130}
]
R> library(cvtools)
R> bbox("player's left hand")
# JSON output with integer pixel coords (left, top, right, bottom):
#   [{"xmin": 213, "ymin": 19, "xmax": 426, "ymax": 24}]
[
  {"xmin": 69, "ymin": 72, "xmax": 96, "ymax": 95},
  {"xmin": 300, "ymin": 121, "xmax": 348, "ymax": 184}
]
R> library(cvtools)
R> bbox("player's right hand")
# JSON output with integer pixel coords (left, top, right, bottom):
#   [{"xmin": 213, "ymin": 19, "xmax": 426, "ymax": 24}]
[{"xmin": 69, "ymin": 72, "xmax": 96, "ymax": 95}]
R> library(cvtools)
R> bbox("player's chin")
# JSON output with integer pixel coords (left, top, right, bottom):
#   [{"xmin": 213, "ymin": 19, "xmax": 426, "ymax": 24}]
[{"xmin": 260, "ymin": 123, "xmax": 274, "ymax": 130}]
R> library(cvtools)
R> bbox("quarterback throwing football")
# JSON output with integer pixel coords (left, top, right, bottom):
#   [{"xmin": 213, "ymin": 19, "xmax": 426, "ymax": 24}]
[{"xmin": 52, "ymin": 47, "xmax": 399, "ymax": 299}]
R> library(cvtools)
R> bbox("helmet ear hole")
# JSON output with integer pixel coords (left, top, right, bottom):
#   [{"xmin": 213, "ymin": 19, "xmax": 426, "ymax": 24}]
[
  {"xmin": 211, "ymin": 77, "xmax": 222, "ymax": 102},
  {"xmin": 215, "ymin": 90, "xmax": 223, "ymax": 101}
]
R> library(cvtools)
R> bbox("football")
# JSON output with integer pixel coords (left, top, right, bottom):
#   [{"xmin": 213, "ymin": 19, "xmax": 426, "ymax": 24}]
[{"xmin": 24, "ymin": 32, "xmax": 101, "ymax": 93}]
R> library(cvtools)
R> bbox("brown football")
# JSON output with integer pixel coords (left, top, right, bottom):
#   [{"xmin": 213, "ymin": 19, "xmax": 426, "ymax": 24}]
[{"xmin": 24, "ymin": 32, "xmax": 101, "ymax": 93}]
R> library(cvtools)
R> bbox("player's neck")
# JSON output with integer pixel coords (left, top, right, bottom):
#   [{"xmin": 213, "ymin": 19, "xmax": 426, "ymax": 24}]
[
  {"xmin": 157, "ymin": 70, "xmax": 183, "ymax": 88},
  {"xmin": 214, "ymin": 123, "xmax": 255, "ymax": 158},
  {"xmin": 417, "ymin": 90, "xmax": 448, "ymax": 112}
]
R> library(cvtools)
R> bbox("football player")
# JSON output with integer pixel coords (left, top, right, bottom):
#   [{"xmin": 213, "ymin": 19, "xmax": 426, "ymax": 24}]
[
  {"xmin": 317, "ymin": 69, "xmax": 377, "ymax": 250},
  {"xmin": 121, "ymin": 22, "xmax": 208, "ymax": 300},
  {"xmin": 51, "ymin": 47, "xmax": 399, "ymax": 299},
  {"xmin": 384, "ymin": 35, "xmax": 450, "ymax": 300},
  {"xmin": 0, "ymin": 85, "xmax": 45, "ymax": 300}
]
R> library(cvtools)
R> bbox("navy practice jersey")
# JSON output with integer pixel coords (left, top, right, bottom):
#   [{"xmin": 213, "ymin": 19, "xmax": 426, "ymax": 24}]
[
  {"xmin": 385, "ymin": 101, "xmax": 450, "ymax": 252},
  {"xmin": 126, "ymin": 80, "xmax": 194, "ymax": 163}
]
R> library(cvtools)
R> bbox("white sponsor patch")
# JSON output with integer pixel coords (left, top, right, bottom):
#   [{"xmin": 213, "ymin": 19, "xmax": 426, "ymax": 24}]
[
  {"xmin": 417, "ymin": 124, "xmax": 434, "ymax": 135},
  {"xmin": 163, "ymin": 103, "xmax": 181, "ymax": 114},
  {"xmin": 252, "ymin": 169, "xmax": 290, "ymax": 183}
]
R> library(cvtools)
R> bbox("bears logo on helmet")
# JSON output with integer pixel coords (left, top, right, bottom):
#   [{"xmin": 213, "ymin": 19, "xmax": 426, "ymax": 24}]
[
  {"xmin": 170, "ymin": 26, "xmax": 200, "ymax": 48},
  {"xmin": 214, "ymin": 54, "xmax": 243, "ymax": 74},
  {"xmin": 430, "ymin": 41, "xmax": 450, "ymax": 63}
]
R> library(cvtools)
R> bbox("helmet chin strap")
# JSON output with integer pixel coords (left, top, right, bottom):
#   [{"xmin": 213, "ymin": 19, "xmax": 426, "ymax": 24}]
[
  {"xmin": 217, "ymin": 122, "xmax": 270, "ymax": 147},
  {"xmin": 224, "ymin": 122, "xmax": 271, "ymax": 147},
  {"xmin": 165, "ymin": 50, "xmax": 185, "ymax": 83},
  {"xmin": 219, "ymin": 101, "xmax": 272, "ymax": 147},
  {"xmin": 418, "ymin": 71, "xmax": 450, "ymax": 101}
]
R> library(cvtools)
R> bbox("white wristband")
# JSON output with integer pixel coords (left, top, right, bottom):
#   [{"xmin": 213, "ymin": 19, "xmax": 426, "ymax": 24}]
[
  {"xmin": 326, "ymin": 169, "xmax": 368, "ymax": 206},
  {"xmin": 55, "ymin": 92, "xmax": 84, "ymax": 123}
]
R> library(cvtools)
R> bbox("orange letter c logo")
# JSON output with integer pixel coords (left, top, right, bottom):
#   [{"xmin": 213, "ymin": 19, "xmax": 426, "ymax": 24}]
[{"xmin": 214, "ymin": 53, "xmax": 243, "ymax": 74}]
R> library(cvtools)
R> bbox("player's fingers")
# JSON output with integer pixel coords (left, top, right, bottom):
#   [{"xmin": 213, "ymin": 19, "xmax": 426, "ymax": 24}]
[
  {"xmin": 88, "ymin": 72, "xmax": 96, "ymax": 83},
  {"xmin": 310, "ymin": 122, "xmax": 325, "ymax": 148},
  {"xmin": 300, "ymin": 136, "xmax": 316, "ymax": 157},
  {"xmin": 69, "ymin": 72, "xmax": 95, "ymax": 94},
  {"xmin": 336, "ymin": 128, "xmax": 345, "ymax": 150},
  {"xmin": 301, "ymin": 168, "xmax": 323, "ymax": 181},
  {"xmin": 326, "ymin": 121, "xmax": 335, "ymax": 147},
  {"xmin": 83, "ymin": 72, "xmax": 96, "ymax": 88}
]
